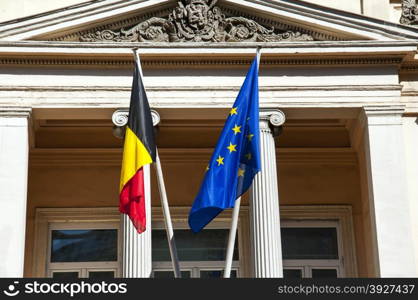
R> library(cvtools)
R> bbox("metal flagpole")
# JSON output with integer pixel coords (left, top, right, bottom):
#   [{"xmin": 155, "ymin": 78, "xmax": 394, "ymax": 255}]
[
  {"xmin": 223, "ymin": 197, "xmax": 241, "ymax": 278},
  {"xmin": 132, "ymin": 49, "xmax": 182, "ymax": 278},
  {"xmin": 223, "ymin": 47, "xmax": 262, "ymax": 278},
  {"xmin": 154, "ymin": 151, "xmax": 182, "ymax": 278}
]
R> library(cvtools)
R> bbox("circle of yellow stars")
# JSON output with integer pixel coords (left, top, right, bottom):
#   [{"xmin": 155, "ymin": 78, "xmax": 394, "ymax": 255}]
[{"xmin": 204, "ymin": 105, "xmax": 255, "ymax": 178}]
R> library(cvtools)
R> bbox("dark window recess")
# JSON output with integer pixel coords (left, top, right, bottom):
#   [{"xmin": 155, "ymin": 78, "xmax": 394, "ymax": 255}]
[
  {"xmin": 152, "ymin": 229, "xmax": 238, "ymax": 262},
  {"xmin": 52, "ymin": 272, "xmax": 79, "ymax": 279},
  {"xmin": 312, "ymin": 269, "xmax": 338, "ymax": 278},
  {"xmin": 283, "ymin": 269, "xmax": 303, "ymax": 278},
  {"xmin": 281, "ymin": 227, "xmax": 339, "ymax": 260},
  {"xmin": 51, "ymin": 229, "xmax": 118, "ymax": 262},
  {"xmin": 200, "ymin": 270, "xmax": 237, "ymax": 278},
  {"xmin": 153, "ymin": 271, "xmax": 191, "ymax": 278},
  {"xmin": 88, "ymin": 271, "xmax": 115, "ymax": 279}
]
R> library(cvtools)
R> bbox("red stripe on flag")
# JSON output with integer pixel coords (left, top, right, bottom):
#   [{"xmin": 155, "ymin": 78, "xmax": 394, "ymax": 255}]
[{"xmin": 119, "ymin": 167, "xmax": 146, "ymax": 233}]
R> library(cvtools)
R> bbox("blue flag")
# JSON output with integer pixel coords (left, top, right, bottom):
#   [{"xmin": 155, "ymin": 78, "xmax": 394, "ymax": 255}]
[{"xmin": 189, "ymin": 57, "xmax": 261, "ymax": 233}]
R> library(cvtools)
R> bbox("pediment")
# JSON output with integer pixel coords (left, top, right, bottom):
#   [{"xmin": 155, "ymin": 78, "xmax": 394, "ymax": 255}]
[{"xmin": 1, "ymin": 0, "xmax": 418, "ymax": 42}]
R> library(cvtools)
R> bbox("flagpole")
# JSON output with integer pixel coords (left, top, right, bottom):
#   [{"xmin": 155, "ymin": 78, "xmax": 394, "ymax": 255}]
[
  {"xmin": 223, "ymin": 197, "xmax": 241, "ymax": 278},
  {"xmin": 132, "ymin": 49, "xmax": 182, "ymax": 278},
  {"xmin": 223, "ymin": 47, "xmax": 262, "ymax": 278},
  {"xmin": 154, "ymin": 150, "xmax": 182, "ymax": 278}
]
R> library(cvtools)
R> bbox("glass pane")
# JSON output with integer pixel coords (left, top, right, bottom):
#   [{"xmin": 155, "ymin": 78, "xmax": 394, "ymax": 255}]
[
  {"xmin": 153, "ymin": 271, "xmax": 191, "ymax": 278},
  {"xmin": 312, "ymin": 269, "xmax": 338, "ymax": 278},
  {"xmin": 283, "ymin": 269, "xmax": 302, "ymax": 278},
  {"xmin": 88, "ymin": 271, "xmax": 115, "ymax": 279},
  {"xmin": 281, "ymin": 227, "xmax": 338, "ymax": 259},
  {"xmin": 152, "ymin": 229, "xmax": 238, "ymax": 261},
  {"xmin": 51, "ymin": 229, "xmax": 118, "ymax": 262},
  {"xmin": 200, "ymin": 270, "xmax": 237, "ymax": 278},
  {"xmin": 52, "ymin": 272, "xmax": 79, "ymax": 279}
]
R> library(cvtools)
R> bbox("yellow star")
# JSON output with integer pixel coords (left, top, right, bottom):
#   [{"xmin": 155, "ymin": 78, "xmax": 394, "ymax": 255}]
[
  {"xmin": 245, "ymin": 152, "xmax": 252, "ymax": 160},
  {"xmin": 238, "ymin": 168, "xmax": 245, "ymax": 177},
  {"xmin": 216, "ymin": 155, "xmax": 224, "ymax": 166},
  {"xmin": 246, "ymin": 133, "xmax": 254, "ymax": 141},
  {"xmin": 230, "ymin": 107, "xmax": 238, "ymax": 116},
  {"xmin": 232, "ymin": 124, "xmax": 241, "ymax": 135},
  {"xmin": 205, "ymin": 165, "xmax": 210, "ymax": 172},
  {"xmin": 227, "ymin": 142, "xmax": 237, "ymax": 153}
]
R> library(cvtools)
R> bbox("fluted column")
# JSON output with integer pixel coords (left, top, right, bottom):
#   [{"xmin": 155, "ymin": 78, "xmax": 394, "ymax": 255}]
[
  {"xmin": 250, "ymin": 109, "xmax": 285, "ymax": 278},
  {"xmin": 0, "ymin": 107, "xmax": 31, "ymax": 277},
  {"xmin": 121, "ymin": 164, "xmax": 152, "ymax": 277},
  {"xmin": 113, "ymin": 109, "xmax": 160, "ymax": 278}
]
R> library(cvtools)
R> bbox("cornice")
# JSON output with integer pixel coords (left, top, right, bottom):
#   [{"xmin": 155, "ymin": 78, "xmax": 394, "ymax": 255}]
[
  {"xmin": 0, "ymin": 84, "xmax": 403, "ymax": 93},
  {"xmin": 29, "ymin": 147, "xmax": 357, "ymax": 167},
  {"xmin": 0, "ymin": 56, "xmax": 404, "ymax": 68},
  {"xmin": 1, "ymin": 40, "xmax": 416, "ymax": 49},
  {"xmin": 0, "ymin": 106, "xmax": 32, "ymax": 118},
  {"xmin": 401, "ymin": 63, "xmax": 418, "ymax": 73},
  {"xmin": 0, "ymin": 40, "xmax": 413, "ymax": 67}
]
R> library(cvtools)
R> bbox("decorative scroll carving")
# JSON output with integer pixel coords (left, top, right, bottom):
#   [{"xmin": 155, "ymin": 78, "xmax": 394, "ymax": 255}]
[
  {"xmin": 80, "ymin": 0, "xmax": 313, "ymax": 42},
  {"xmin": 400, "ymin": 0, "xmax": 418, "ymax": 26}
]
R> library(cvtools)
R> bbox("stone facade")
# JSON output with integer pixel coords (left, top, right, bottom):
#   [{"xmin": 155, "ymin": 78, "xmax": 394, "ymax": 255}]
[{"xmin": 0, "ymin": 0, "xmax": 417, "ymax": 278}]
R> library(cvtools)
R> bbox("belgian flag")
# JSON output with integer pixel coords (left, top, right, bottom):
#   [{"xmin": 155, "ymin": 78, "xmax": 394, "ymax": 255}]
[{"xmin": 119, "ymin": 57, "xmax": 156, "ymax": 233}]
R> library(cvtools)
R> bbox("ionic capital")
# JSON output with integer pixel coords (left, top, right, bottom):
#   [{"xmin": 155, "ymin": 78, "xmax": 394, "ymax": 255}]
[
  {"xmin": 259, "ymin": 109, "xmax": 285, "ymax": 136},
  {"xmin": 112, "ymin": 108, "xmax": 160, "ymax": 138}
]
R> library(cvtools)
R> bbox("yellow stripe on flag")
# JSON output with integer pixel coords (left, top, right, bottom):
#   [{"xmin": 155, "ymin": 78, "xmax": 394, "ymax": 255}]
[{"xmin": 120, "ymin": 126, "xmax": 153, "ymax": 192}]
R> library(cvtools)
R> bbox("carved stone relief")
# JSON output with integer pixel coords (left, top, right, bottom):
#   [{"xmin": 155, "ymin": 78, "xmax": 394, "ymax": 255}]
[
  {"xmin": 400, "ymin": 0, "xmax": 418, "ymax": 26},
  {"xmin": 80, "ymin": 0, "xmax": 313, "ymax": 42}
]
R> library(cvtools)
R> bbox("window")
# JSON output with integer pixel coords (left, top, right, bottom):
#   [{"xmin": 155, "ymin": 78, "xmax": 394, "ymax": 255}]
[
  {"xmin": 281, "ymin": 220, "xmax": 342, "ymax": 278},
  {"xmin": 33, "ymin": 208, "xmax": 122, "ymax": 277},
  {"xmin": 152, "ymin": 224, "xmax": 239, "ymax": 278},
  {"xmin": 33, "ymin": 206, "xmax": 356, "ymax": 278},
  {"xmin": 47, "ymin": 223, "xmax": 121, "ymax": 278},
  {"xmin": 280, "ymin": 206, "xmax": 358, "ymax": 278}
]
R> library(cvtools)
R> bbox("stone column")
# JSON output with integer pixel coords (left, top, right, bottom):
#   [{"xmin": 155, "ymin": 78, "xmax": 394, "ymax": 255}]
[
  {"xmin": 250, "ymin": 109, "xmax": 285, "ymax": 278},
  {"xmin": 0, "ymin": 107, "xmax": 31, "ymax": 277},
  {"xmin": 112, "ymin": 109, "xmax": 160, "ymax": 278},
  {"xmin": 363, "ymin": 106, "xmax": 417, "ymax": 277},
  {"xmin": 121, "ymin": 164, "xmax": 152, "ymax": 277}
]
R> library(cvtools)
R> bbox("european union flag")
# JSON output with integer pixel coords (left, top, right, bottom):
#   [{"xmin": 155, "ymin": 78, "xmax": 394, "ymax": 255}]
[{"xmin": 189, "ymin": 57, "xmax": 261, "ymax": 233}]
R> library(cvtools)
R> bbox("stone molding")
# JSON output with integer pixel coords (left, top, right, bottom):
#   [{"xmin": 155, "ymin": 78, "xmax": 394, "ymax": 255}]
[
  {"xmin": 0, "ymin": 84, "xmax": 403, "ymax": 93},
  {"xmin": 349, "ymin": 105, "xmax": 406, "ymax": 150},
  {"xmin": 363, "ymin": 105, "xmax": 406, "ymax": 116},
  {"xmin": 0, "ymin": 107, "xmax": 32, "ymax": 118},
  {"xmin": 0, "ymin": 56, "xmax": 404, "ymax": 68},
  {"xmin": 363, "ymin": 105, "xmax": 405, "ymax": 126},
  {"xmin": 29, "ymin": 148, "xmax": 358, "ymax": 167}
]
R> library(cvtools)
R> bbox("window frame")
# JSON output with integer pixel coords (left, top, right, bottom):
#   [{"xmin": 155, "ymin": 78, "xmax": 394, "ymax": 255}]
[
  {"xmin": 47, "ymin": 222, "xmax": 121, "ymax": 278},
  {"xmin": 280, "ymin": 205, "xmax": 358, "ymax": 277},
  {"xmin": 33, "ymin": 205, "xmax": 357, "ymax": 278},
  {"xmin": 33, "ymin": 207, "xmax": 122, "ymax": 277},
  {"xmin": 281, "ymin": 220, "xmax": 343, "ymax": 278},
  {"xmin": 151, "ymin": 222, "xmax": 240, "ymax": 278},
  {"xmin": 151, "ymin": 207, "xmax": 251, "ymax": 278}
]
